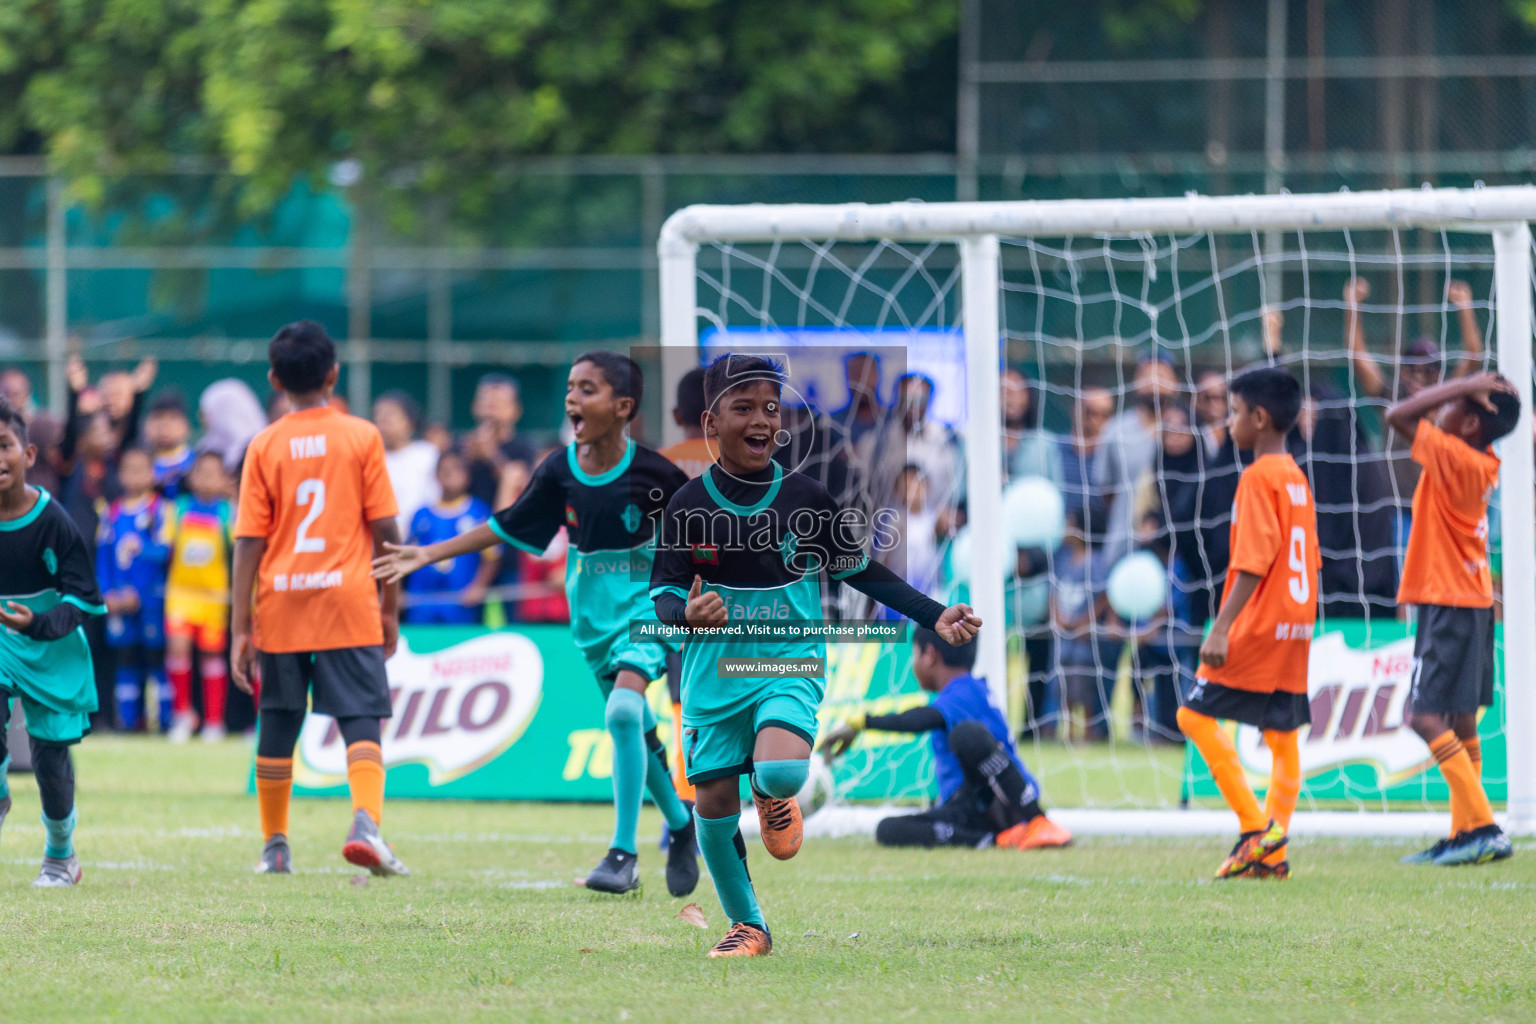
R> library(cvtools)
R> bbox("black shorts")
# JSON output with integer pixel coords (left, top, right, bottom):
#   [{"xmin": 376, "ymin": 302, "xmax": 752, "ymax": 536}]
[
  {"xmin": 258, "ymin": 646, "xmax": 392, "ymax": 719},
  {"xmin": 1409, "ymin": 604, "xmax": 1495, "ymax": 716},
  {"xmin": 1183, "ymin": 677, "xmax": 1311, "ymax": 732},
  {"xmin": 875, "ymin": 786, "xmax": 1001, "ymax": 848}
]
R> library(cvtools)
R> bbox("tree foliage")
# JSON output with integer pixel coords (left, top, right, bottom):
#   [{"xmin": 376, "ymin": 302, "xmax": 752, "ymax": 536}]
[{"xmin": 0, "ymin": 0, "xmax": 960, "ymax": 218}]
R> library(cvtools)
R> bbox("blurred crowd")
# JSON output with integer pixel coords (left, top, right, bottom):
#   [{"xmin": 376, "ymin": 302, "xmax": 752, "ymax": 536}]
[
  {"xmin": 0, "ymin": 278, "xmax": 1496, "ymax": 744},
  {"xmin": 0, "ymin": 358, "xmax": 572, "ymax": 740},
  {"xmin": 855, "ymin": 278, "xmax": 1496, "ymax": 746}
]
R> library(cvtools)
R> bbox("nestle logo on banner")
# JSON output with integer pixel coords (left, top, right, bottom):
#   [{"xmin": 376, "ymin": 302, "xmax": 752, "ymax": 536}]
[
  {"xmin": 1234, "ymin": 632, "xmax": 1434, "ymax": 782},
  {"xmin": 295, "ymin": 633, "xmax": 543, "ymax": 786}
]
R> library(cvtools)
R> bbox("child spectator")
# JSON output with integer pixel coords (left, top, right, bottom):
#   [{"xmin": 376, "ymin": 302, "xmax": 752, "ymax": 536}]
[
  {"xmin": 403, "ymin": 450, "xmax": 499, "ymax": 625},
  {"xmin": 144, "ymin": 392, "xmax": 196, "ymax": 498},
  {"xmin": 1050, "ymin": 509, "xmax": 1116, "ymax": 741},
  {"xmin": 96, "ymin": 447, "xmax": 171, "ymax": 731},
  {"xmin": 163, "ymin": 451, "xmax": 234, "ymax": 743},
  {"xmin": 374, "ymin": 391, "xmax": 441, "ymax": 533}
]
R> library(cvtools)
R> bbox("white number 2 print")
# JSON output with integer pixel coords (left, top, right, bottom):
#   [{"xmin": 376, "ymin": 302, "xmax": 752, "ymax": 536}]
[{"xmin": 294, "ymin": 479, "xmax": 326, "ymax": 553}]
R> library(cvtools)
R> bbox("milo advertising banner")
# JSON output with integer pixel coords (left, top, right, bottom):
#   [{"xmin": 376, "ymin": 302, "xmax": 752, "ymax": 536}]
[
  {"xmin": 288, "ymin": 626, "xmax": 935, "ymax": 801},
  {"xmin": 1185, "ymin": 620, "xmax": 1506, "ymax": 803},
  {"xmin": 292, "ymin": 626, "xmax": 608, "ymax": 800}
]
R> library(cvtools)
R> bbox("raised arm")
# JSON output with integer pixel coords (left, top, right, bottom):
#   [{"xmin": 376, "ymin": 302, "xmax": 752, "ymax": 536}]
[
  {"xmin": 1383, "ymin": 371, "xmax": 1514, "ymax": 444},
  {"xmin": 1448, "ymin": 280, "xmax": 1486, "ymax": 380},
  {"xmin": 1343, "ymin": 279, "xmax": 1388, "ymax": 399}
]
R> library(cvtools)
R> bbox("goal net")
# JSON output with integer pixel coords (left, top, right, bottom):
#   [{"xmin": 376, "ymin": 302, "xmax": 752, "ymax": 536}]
[{"xmin": 656, "ymin": 188, "xmax": 1536, "ymax": 836}]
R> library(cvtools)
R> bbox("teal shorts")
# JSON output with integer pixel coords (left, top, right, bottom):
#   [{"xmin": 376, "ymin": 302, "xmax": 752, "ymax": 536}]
[
  {"xmin": 2, "ymin": 690, "xmax": 89, "ymax": 746},
  {"xmin": 682, "ymin": 677, "xmax": 821, "ymax": 784},
  {"xmin": 590, "ymin": 637, "xmax": 670, "ymax": 687}
]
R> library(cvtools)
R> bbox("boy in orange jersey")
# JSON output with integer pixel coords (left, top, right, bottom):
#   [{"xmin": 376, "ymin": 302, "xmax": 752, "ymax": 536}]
[
  {"xmin": 1387, "ymin": 371, "xmax": 1519, "ymax": 867},
  {"xmin": 659, "ymin": 367, "xmax": 714, "ymax": 480},
  {"xmin": 1178, "ymin": 366, "xmax": 1319, "ymax": 880},
  {"xmin": 230, "ymin": 320, "xmax": 408, "ymax": 877}
]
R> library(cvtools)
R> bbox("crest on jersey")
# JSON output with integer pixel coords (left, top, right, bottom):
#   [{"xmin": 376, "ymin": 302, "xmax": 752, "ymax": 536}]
[
  {"xmin": 42, "ymin": 548, "xmax": 57, "ymax": 575},
  {"xmin": 691, "ymin": 544, "xmax": 718, "ymax": 565},
  {"xmin": 564, "ymin": 505, "xmax": 578, "ymax": 527},
  {"xmin": 779, "ymin": 530, "xmax": 799, "ymax": 566},
  {"xmin": 620, "ymin": 503, "xmax": 642, "ymax": 533}
]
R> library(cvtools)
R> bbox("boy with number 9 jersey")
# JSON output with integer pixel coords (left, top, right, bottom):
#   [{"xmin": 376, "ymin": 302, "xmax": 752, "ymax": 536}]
[{"xmin": 1179, "ymin": 366, "xmax": 1319, "ymax": 881}]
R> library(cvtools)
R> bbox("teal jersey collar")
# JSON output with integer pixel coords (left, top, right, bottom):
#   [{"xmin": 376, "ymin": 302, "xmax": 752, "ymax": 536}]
[
  {"xmin": 0, "ymin": 487, "xmax": 49, "ymax": 532},
  {"xmin": 702, "ymin": 462, "xmax": 782, "ymax": 517},
  {"xmin": 567, "ymin": 438, "xmax": 635, "ymax": 487}
]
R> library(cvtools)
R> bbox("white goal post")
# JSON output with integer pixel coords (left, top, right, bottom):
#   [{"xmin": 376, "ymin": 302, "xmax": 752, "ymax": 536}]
[{"xmin": 658, "ymin": 186, "xmax": 1536, "ymax": 836}]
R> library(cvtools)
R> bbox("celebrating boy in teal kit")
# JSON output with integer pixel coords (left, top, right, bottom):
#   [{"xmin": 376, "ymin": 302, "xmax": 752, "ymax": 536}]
[
  {"xmin": 0, "ymin": 398, "xmax": 109, "ymax": 887},
  {"xmin": 375, "ymin": 352, "xmax": 699, "ymax": 898},
  {"xmin": 650, "ymin": 355, "xmax": 980, "ymax": 957}
]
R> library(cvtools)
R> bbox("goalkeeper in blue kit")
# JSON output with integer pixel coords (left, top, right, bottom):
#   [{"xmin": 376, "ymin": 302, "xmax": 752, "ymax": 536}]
[
  {"xmin": 650, "ymin": 355, "xmax": 980, "ymax": 958},
  {"xmin": 0, "ymin": 398, "xmax": 108, "ymax": 887},
  {"xmin": 375, "ymin": 351, "xmax": 699, "ymax": 898}
]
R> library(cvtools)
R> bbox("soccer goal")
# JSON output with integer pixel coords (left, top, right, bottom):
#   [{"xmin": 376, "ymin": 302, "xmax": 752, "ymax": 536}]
[{"xmin": 657, "ymin": 186, "xmax": 1536, "ymax": 838}]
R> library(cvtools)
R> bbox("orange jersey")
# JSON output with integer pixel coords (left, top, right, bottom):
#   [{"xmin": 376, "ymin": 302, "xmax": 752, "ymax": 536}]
[
  {"xmin": 1396, "ymin": 420, "xmax": 1498, "ymax": 609},
  {"xmin": 235, "ymin": 406, "xmax": 399, "ymax": 653},
  {"xmin": 1199, "ymin": 453, "xmax": 1320, "ymax": 695},
  {"xmin": 659, "ymin": 437, "xmax": 716, "ymax": 480}
]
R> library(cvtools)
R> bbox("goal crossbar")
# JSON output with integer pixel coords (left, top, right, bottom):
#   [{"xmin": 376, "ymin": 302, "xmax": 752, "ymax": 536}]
[
  {"xmin": 659, "ymin": 185, "xmax": 1536, "ymax": 247},
  {"xmin": 658, "ymin": 185, "xmax": 1536, "ymax": 836}
]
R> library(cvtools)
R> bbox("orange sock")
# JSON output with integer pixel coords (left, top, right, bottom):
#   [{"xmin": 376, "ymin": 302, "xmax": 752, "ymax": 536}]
[
  {"xmin": 671, "ymin": 703, "xmax": 695, "ymax": 800},
  {"xmin": 255, "ymin": 756, "xmax": 293, "ymax": 841},
  {"xmin": 1261, "ymin": 729, "xmax": 1300, "ymax": 865},
  {"xmin": 346, "ymin": 741, "xmax": 385, "ymax": 825},
  {"xmin": 1447, "ymin": 735, "xmax": 1482, "ymax": 835},
  {"xmin": 1177, "ymin": 707, "xmax": 1267, "ymax": 834},
  {"xmin": 1430, "ymin": 731, "xmax": 1494, "ymax": 833}
]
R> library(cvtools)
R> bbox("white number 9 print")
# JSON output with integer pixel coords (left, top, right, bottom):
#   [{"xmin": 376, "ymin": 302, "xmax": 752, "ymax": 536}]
[
  {"xmin": 294, "ymin": 478, "xmax": 327, "ymax": 553},
  {"xmin": 1287, "ymin": 525, "xmax": 1309, "ymax": 604}
]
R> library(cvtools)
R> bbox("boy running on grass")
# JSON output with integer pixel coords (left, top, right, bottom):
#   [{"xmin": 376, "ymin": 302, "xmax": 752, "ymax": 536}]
[
  {"xmin": 1178, "ymin": 366, "xmax": 1319, "ymax": 881},
  {"xmin": 231, "ymin": 321, "xmax": 409, "ymax": 877},
  {"xmin": 0, "ymin": 398, "xmax": 108, "ymax": 886},
  {"xmin": 1386, "ymin": 371, "xmax": 1519, "ymax": 866},
  {"xmin": 650, "ymin": 355, "xmax": 979, "ymax": 958},
  {"xmin": 374, "ymin": 352, "xmax": 701, "ymax": 898}
]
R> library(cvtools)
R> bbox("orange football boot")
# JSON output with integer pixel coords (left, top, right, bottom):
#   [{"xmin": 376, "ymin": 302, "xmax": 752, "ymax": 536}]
[
  {"xmin": 1214, "ymin": 819, "xmax": 1288, "ymax": 879},
  {"xmin": 754, "ymin": 792, "xmax": 803, "ymax": 860},
  {"xmin": 1245, "ymin": 859, "xmax": 1291, "ymax": 880},
  {"xmin": 707, "ymin": 923, "xmax": 773, "ymax": 958},
  {"xmin": 997, "ymin": 815, "xmax": 1074, "ymax": 850}
]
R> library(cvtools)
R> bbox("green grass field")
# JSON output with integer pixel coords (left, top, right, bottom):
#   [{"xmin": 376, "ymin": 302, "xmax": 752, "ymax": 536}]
[{"xmin": 0, "ymin": 738, "xmax": 1530, "ymax": 1023}]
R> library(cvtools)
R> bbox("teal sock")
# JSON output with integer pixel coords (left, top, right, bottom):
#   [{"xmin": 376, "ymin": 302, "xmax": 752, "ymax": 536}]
[
  {"xmin": 751, "ymin": 758, "xmax": 810, "ymax": 800},
  {"xmin": 0, "ymin": 754, "xmax": 10, "ymax": 801},
  {"xmin": 695, "ymin": 811, "xmax": 765, "ymax": 928},
  {"xmin": 644, "ymin": 731, "xmax": 692, "ymax": 831},
  {"xmin": 605, "ymin": 688, "xmax": 647, "ymax": 855},
  {"xmin": 42, "ymin": 808, "xmax": 75, "ymax": 860}
]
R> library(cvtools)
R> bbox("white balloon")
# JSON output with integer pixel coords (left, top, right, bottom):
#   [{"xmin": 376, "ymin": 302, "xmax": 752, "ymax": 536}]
[
  {"xmin": 796, "ymin": 753, "xmax": 836, "ymax": 818},
  {"xmin": 1004, "ymin": 476, "xmax": 1066, "ymax": 551},
  {"xmin": 1107, "ymin": 550, "xmax": 1169, "ymax": 621}
]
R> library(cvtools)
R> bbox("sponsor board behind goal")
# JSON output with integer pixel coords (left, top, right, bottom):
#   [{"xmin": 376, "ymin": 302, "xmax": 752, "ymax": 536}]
[
  {"xmin": 1185, "ymin": 621, "xmax": 1507, "ymax": 806},
  {"xmin": 272, "ymin": 621, "xmax": 1503, "ymax": 808}
]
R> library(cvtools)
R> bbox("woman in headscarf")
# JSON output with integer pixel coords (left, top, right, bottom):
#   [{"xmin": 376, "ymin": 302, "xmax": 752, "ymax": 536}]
[{"xmin": 197, "ymin": 379, "xmax": 268, "ymax": 475}]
